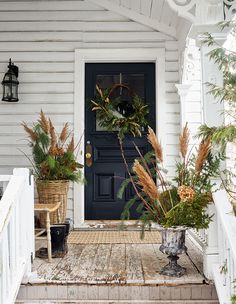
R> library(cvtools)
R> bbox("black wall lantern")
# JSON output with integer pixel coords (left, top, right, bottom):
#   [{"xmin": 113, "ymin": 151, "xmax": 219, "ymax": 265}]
[{"xmin": 2, "ymin": 59, "xmax": 19, "ymax": 102}]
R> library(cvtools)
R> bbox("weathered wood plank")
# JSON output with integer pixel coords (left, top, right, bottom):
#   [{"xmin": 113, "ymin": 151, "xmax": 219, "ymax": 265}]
[
  {"xmin": 186, "ymin": 237, "xmax": 204, "ymax": 274},
  {"xmin": 52, "ymin": 244, "xmax": 85, "ymax": 281},
  {"xmin": 106, "ymin": 244, "xmax": 126, "ymax": 283},
  {"xmin": 126, "ymin": 244, "xmax": 144, "ymax": 283},
  {"xmin": 87, "ymin": 244, "xmax": 112, "ymax": 284},
  {"xmin": 35, "ymin": 257, "xmax": 62, "ymax": 280},
  {"xmin": 68, "ymin": 244, "xmax": 99, "ymax": 282},
  {"xmin": 139, "ymin": 244, "xmax": 162, "ymax": 284}
]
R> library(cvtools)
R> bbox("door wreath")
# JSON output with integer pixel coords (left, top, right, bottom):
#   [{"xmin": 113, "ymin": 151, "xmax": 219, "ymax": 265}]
[{"xmin": 91, "ymin": 84, "xmax": 149, "ymax": 139}]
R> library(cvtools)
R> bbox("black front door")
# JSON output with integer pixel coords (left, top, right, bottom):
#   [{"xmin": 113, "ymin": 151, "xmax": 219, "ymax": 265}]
[{"xmin": 85, "ymin": 63, "xmax": 155, "ymax": 220}]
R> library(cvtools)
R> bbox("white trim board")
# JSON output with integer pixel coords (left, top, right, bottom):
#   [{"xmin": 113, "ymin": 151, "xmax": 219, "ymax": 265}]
[{"xmin": 73, "ymin": 48, "xmax": 166, "ymax": 228}]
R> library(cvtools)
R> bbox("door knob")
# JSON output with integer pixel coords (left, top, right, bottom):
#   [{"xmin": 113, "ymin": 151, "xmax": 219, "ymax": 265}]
[
  {"xmin": 86, "ymin": 153, "xmax": 92, "ymax": 159},
  {"xmin": 85, "ymin": 141, "xmax": 92, "ymax": 167}
]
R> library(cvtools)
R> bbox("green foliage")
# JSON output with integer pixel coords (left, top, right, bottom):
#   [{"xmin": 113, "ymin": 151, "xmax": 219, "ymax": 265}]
[
  {"xmin": 22, "ymin": 112, "xmax": 84, "ymax": 182},
  {"xmin": 231, "ymin": 294, "xmax": 236, "ymax": 304},
  {"xmin": 198, "ymin": 124, "xmax": 236, "ymax": 150},
  {"xmin": 91, "ymin": 85, "xmax": 149, "ymax": 139},
  {"xmin": 163, "ymin": 193, "xmax": 212, "ymax": 229},
  {"xmin": 231, "ymin": 277, "xmax": 236, "ymax": 304},
  {"xmin": 174, "ymin": 151, "xmax": 224, "ymax": 193},
  {"xmin": 198, "ymin": 21, "xmax": 236, "ymax": 148},
  {"xmin": 119, "ymin": 126, "xmax": 221, "ymax": 230}
]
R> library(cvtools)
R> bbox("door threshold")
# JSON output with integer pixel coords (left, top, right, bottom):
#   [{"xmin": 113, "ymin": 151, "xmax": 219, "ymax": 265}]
[{"xmin": 74, "ymin": 220, "xmax": 160, "ymax": 231}]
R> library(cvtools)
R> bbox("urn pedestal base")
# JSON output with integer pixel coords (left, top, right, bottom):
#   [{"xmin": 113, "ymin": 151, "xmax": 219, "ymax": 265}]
[
  {"xmin": 160, "ymin": 255, "xmax": 186, "ymax": 277},
  {"xmin": 159, "ymin": 227, "xmax": 187, "ymax": 277}
]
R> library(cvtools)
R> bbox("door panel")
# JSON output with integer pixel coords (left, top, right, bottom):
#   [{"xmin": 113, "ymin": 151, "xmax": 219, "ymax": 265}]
[{"xmin": 85, "ymin": 63, "xmax": 155, "ymax": 220}]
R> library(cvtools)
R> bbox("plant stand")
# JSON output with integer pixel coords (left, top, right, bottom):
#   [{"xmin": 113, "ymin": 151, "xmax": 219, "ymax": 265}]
[{"xmin": 159, "ymin": 227, "xmax": 187, "ymax": 277}]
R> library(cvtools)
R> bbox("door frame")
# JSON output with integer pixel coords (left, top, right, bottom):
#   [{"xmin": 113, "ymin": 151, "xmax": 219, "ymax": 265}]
[{"xmin": 73, "ymin": 48, "xmax": 166, "ymax": 228}]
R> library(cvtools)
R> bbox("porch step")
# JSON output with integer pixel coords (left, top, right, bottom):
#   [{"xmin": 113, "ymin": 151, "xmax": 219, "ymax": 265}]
[{"xmin": 16, "ymin": 283, "xmax": 219, "ymax": 303}]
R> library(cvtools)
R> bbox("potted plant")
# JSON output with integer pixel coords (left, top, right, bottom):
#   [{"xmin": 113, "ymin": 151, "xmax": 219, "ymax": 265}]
[
  {"xmin": 22, "ymin": 110, "xmax": 84, "ymax": 225},
  {"xmin": 119, "ymin": 124, "xmax": 222, "ymax": 277}
]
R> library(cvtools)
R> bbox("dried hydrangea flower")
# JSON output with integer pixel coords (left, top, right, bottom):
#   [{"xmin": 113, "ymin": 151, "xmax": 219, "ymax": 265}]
[{"xmin": 178, "ymin": 185, "xmax": 195, "ymax": 203}]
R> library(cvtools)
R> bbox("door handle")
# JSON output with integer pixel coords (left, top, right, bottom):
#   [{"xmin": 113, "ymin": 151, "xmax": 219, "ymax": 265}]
[{"xmin": 85, "ymin": 141, "xmax": 93, "ymax": 167}]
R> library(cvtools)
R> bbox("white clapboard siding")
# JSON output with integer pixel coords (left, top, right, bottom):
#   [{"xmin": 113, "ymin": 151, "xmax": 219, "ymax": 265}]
[
  {"xmin": 0, "ymin": 1, "xmax": 104, "ymax": 10},
  {"xmin": 0, "ymin": 21, "xmax": 152, "ymax": 32},
  {"xmin": 0, "ymin": 72, "xmax": 73, "ymax": 83},
  {"xmin": 0, "ymin": 104, "xmax": 74, "ymax": 114},
  {"xmin": 0, "ymin": 0, "xmax": 181, "ymax": 221},
  {"xmin": 0, "ymin": 114, "xmax": 73, "ymax": 124},
  {"xmin": 0, "ymin": 42, "xmax": 167, "ymax": 52},
  {"xmin": 19, "ymin": 83, "xmax": 74, "ymax": 93},
  {"xmin": 0, "ymin": 62, "xmax": 74, "ymax": 73},
  {"xmin": 0, "ymin": 11, "xmax": 128, "ymax": 21},
  {"xmin": 17, "ymin": 93, "xmax": 74, "ymax": 104},
  {"xmin": 0, "ymin": 32, "xmax": 170, "ymax": 42}
]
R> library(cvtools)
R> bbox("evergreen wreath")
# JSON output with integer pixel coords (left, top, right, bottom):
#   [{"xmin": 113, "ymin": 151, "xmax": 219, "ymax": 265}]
[{"xmin": 91, "ymin": 84, "xmax": 149, "ymax": 139}]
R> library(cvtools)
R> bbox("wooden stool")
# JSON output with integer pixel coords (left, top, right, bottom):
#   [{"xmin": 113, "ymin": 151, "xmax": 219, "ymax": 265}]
[{"xmin": 35, "ymin": 202, "xmax": 61, "ymax": 262}]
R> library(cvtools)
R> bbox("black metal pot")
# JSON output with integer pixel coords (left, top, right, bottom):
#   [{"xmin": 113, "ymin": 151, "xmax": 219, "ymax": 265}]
[
  {"xmin": 50, "ymin": 219, "xmax": 71, "ymax": 257},
  {"xmin": 50, "ymin": 224, "xmax": 67, "ymax": 255},
  {"xmin": 159, "ymin": 227, "xmax": 187, "ymax": 277},
  {"xmin": 36, "ymin": 221, "xmax": 70, "ymax": 259}
]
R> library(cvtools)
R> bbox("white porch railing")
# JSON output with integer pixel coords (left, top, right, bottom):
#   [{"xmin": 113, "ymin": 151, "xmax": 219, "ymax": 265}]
[
  {"xmin": 0, "ymin": 168, "xmax": 34, "ymax": 304},
  {"xmin": 190, "ymin": 187, "xmax": 236, "ymax": 303},
  {"xmin": 210, "ymin": 189, "xmax": 236, "ymax": 304}
]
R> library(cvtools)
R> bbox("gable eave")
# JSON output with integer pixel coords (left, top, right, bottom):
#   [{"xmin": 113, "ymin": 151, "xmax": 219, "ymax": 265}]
[{"xmin": 88, "ymin": 0, "xmax": 177, "ymax": 39}]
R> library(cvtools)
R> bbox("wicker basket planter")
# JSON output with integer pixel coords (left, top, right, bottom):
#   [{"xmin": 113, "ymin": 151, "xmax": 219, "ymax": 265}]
[{"xmin": 36, "ymin": 180, "xmax": 69, "ymax": 225}]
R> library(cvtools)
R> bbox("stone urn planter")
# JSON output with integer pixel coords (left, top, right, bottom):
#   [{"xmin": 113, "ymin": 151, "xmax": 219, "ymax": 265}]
[{"xmin": 159, "ymin": 227, "xmax": 187, "ymax": 277}]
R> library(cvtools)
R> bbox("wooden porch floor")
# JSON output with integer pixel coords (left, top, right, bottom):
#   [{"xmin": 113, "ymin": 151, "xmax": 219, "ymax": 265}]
[{"xmin": 31, "ymin": 232, "xmax": 204, "ymax": 286}]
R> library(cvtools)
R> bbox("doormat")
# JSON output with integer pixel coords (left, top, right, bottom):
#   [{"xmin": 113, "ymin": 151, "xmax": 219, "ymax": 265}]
[{"xmin": 68, "ymin": 230, "xmax": 161, "ymax": 244}]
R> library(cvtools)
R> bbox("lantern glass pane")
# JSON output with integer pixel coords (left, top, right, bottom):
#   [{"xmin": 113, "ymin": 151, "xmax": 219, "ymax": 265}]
[
  {"xmin": 4, "ymin": 84, "xmax": 12, "ymax": 99},
  {"xmin": 12, "ymin": 83, "xmax": 18, "ymax": 97}
]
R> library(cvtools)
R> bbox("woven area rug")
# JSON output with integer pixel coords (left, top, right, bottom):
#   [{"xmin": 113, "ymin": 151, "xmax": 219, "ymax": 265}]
[{"xmin": 68, "ymin": 230, "xmax": 161, "ymax": 244}]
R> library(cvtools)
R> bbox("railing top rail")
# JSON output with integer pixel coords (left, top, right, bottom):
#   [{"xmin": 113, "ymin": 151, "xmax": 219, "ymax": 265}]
[
  {"xmin": 212, "ymin": 189, "xmax": 236, "ymax": 261},
  {"xmin": 0, "ymin": 175, "xmax": 26, "ymax": 235}
]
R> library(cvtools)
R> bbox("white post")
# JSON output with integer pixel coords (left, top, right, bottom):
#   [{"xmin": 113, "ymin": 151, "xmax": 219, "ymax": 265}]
[
  {"xmin": 199, "ymin": 39, "xmax": 224, "ymax": 279},
  {"xmin": 203, "ymin": 203, "xmax": 219, "ymax": 279},
  {"xmin": 13, "ymin": 168, "xmax": 35, "ymax": 281},
  {"xmin": 200, "ymin": 43, "xmax": 224, "ymax": 128},
  {"xmin": 175, "ymin": 84, "xmax": 192, "ymax": 129}
]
